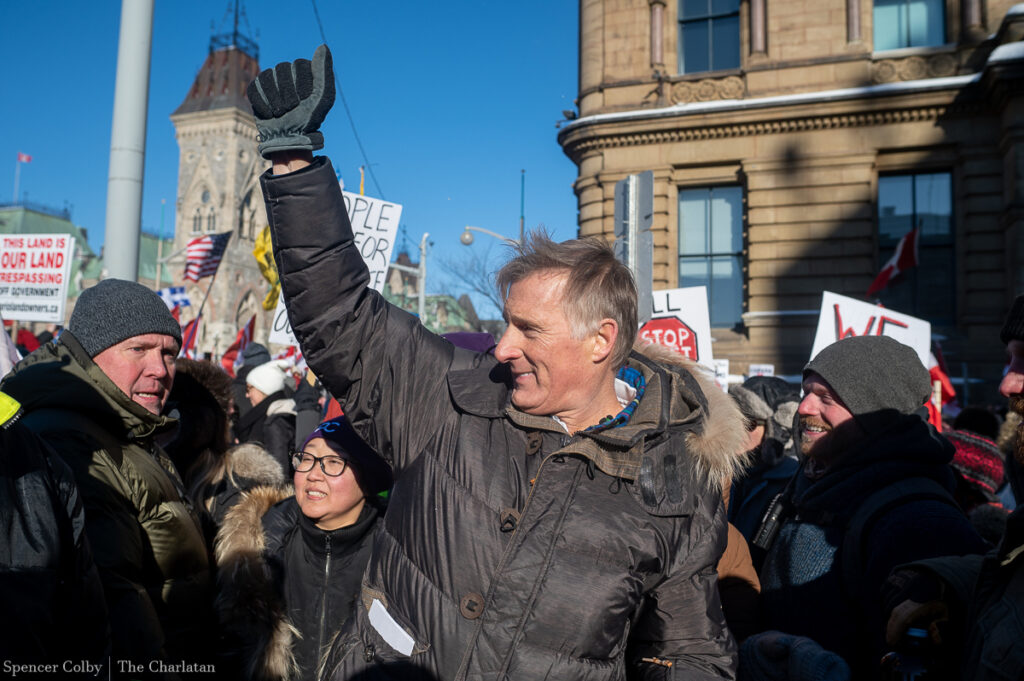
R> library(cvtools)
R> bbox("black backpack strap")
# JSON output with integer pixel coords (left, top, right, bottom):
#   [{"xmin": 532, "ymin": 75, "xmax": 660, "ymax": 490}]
[{"xmin": 840, "ymin": 476, "xmax": 959, "ymax": 601}]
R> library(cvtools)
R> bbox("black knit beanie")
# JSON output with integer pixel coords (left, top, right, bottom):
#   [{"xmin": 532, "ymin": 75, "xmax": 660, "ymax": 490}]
[
  {"xmin": 68, "ymin": 279, "xmax": 182, "ymax": 357},
  {"xmin": 1001, "ymin": 295, "xmax": 1024, "ymax": 345},
  {"xmin": 804, "ymin": 336, "xmax": 930, "ymax": 424}
]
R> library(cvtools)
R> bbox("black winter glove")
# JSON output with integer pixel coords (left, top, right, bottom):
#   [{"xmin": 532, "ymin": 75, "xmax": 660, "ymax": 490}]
[{"xmin": 246, "ymin": 44, "xmax": 335, "ymax": 158}]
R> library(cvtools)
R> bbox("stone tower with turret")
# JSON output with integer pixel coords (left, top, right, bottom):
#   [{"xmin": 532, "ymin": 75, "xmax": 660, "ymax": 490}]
[{"xmin": 169, "ymin": 24, "xmax": 271, "ymax": 358}]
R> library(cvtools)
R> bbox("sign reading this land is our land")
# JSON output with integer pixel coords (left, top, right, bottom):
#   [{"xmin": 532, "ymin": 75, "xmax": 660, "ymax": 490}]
[{"xmin": 0, "ymin": 234, "xmax": 75, "ymax": 323}]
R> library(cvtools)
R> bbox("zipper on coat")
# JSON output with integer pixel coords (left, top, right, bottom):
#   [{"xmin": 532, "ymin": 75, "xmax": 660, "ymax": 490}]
[{"xmin": 318, "ymin": 532, "xmax": 332, "ymax": 655}]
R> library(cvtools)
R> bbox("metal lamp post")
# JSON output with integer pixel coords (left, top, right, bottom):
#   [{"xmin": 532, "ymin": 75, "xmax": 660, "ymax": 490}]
[{"xmin": 460, "ymin": 225, "xmax": 519, "ymax": 246}]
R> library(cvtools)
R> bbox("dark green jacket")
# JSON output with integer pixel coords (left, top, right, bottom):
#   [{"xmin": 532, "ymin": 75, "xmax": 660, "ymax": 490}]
[
  {"xmin": 261, "ymin": 157, "xmax": 740, "ymax": 680},
  {"xmin": 2, "ymin": 332, "xmax": 214, "ymax": 665}
]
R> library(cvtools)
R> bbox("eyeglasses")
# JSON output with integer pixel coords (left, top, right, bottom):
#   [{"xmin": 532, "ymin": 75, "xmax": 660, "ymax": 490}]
[{"xmin": 291, "ymin": 451, "xmax": 348, "ymax": 477}]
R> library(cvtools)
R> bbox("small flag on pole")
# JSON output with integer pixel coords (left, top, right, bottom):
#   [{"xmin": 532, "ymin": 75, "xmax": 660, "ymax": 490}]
[
  {"xmin": 180, "ymin": 316, "xmax": 201, "ymax": 359},
  {"xmin": 184, "ymin": 232, "xmax": 232, "ymax": 282},
  {"xmin": 866, "ymin": 227, "xmax": 919, "ymax": 298},
  {"xmin": 157, "ymin": 286, "xmax": 192, "ymax": 310},
  {"xmin": 221, "ymin": 314, "xmax": 256, "ymax": 377},
  {"xmin": 16, "ymin": 152, "xmax": 32, "ymax": 163}
]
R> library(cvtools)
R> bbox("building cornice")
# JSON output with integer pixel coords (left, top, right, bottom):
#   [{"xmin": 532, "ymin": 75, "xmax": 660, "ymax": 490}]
[{"xmin": 559, "ymin": 75, "xmax": 983, "ymax": 161}]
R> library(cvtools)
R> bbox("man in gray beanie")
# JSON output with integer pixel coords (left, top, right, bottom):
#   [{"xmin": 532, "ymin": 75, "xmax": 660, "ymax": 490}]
[
  {"xmin": 754, "ymin": 335, "xmax": 985, "ymax": 678},
  {"xmin": 0, "ymin": 279, "xmax": 214, "ymax": 668}
]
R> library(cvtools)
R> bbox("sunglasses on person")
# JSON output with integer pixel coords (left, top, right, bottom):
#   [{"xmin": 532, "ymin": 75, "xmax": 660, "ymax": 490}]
[{"xmin": 291, "ymin": 451, "xmax": 349, "ymax": 477}]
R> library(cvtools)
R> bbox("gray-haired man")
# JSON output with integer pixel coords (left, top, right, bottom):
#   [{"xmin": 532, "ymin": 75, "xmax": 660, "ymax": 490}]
[{"xmin": 247, "ymin": 45, "xmax": 744, "ymax": 680}]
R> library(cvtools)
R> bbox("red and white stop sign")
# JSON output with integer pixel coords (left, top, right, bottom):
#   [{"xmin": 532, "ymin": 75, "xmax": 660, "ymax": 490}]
[{"xmin": 639, "ymin": 317, "xmax": 699, "ymax": 360}]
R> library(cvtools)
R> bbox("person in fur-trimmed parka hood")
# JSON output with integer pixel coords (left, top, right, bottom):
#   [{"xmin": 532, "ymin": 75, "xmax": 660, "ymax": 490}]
[{"xmin": 215, "ymin": 416, "xmax": 390, "ymax": 681}]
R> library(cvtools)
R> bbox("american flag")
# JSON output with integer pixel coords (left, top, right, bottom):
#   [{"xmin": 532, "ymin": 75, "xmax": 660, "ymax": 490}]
[{"xmin": 183, "ymin": 232, "xmax": 232, "ymax": 282}]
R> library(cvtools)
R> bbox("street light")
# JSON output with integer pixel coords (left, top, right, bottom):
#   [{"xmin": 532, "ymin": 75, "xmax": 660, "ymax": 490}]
[
  {"xmin": 388, "ymin": 232, "xmax": 430, "ymax": 321},
  {"xmin": 460, "ymin": 225, "xmax": 519, "ymax": 246}
]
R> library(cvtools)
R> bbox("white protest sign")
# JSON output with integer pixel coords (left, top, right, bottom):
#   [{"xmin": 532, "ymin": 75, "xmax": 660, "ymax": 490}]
[
  {"xmin": 0, "ymin": 234, "xmax": 75, "ymax": 323},
  {"xmin": 809, "ymin": 291, "xmax": 931, "ymax": 367},
  {"xmin": 269, "ymin": 188, "xmax": 402, "ymax": 346},
  {"xmin": 712, "ymin": 358, "xmax": 730, "ymax": 393},
  {"xmin": 638, "ymin": 286, "xmax": 714, "ymax": 369},
  {"xmin": 748, "ymin": 363, "xmax": 775, "ymax": 377}
]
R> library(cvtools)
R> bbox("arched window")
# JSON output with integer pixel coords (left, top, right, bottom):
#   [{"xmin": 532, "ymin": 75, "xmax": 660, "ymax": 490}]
[
  {"xmin": 207, "ymin": 209, "xmax": 217, "ymax": 233},
  {"xmin": 191, "ymin": 209, "xmax": 202, "ymax": 234}
]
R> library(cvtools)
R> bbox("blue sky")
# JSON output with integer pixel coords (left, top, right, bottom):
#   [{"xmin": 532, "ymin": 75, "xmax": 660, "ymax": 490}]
[{"xmin": 0, "ymin": 2, "xmax": 580, "ymax": 317}]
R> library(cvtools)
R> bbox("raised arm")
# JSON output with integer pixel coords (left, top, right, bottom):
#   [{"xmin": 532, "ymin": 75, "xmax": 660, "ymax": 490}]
[{"xmin": 248, "ymin": 46, "xmax": 465, "ymax": 475}]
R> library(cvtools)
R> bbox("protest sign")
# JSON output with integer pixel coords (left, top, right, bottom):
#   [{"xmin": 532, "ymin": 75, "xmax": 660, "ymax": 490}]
[
  {"xmin": 712, "ymin": 358, "xmax": 730, "ymax": 393},
  {"xmin": 638, "ymin": 286, "xmax": 714, "ymax": 369},
  {"xmin": 748, "ymin": 363, "xmax": 775, "ymax": 377},
  {"xmin": 0, "ymin": 234, "xmax": 75, "ymax": 323},
  {"xmin": 269, "ymin": 188, "xmax": 402, "ymax": 346},
  {"xmin": 809, "ymin": 291, "xmax": 931, "ymax": 367}
]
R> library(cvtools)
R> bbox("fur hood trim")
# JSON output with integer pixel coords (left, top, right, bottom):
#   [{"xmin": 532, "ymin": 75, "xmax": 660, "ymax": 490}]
[
  {"xmin": 229, "ymin": 443, "xmax": 287, "ymax": 487},
  {"xmin": 266, "ymin": 398, "xmax": 297, "ymax": 418},
  {"xmin": 215, "ymin": 485, "xmax": 298, "ymax": 681},
  {"xmin": 634, "ymin": 340, "xmax": 751, "ymax": 489}
]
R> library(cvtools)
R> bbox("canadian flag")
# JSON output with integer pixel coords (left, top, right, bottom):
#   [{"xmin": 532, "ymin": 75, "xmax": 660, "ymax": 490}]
[
  {"xmin": 16, "ymin": 152, "xmax": 31, "ymax": 163},
  {"xmin": 867, "ymin": 228, "xmax": 919, "ymax": 297},
  {"xmin": 220, "ymin": 315, "xmax": 256, "ymax": 377}
]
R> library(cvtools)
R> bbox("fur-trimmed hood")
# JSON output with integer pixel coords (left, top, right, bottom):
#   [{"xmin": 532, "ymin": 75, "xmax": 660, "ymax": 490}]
[
  {"xmin": 633, "ymin": 340, "xmax": 750, "ymax": 490},
  {"xmin": 215, "ymin": 486, "xmax": 297, "ymax": 681},
  {"xmin": 229, "ymin": 442, "xmax": 288, "ymax": 487}
]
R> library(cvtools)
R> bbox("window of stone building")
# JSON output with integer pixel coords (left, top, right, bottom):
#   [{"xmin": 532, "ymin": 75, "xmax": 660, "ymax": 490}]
[
  {"xmin": 876, "ymin": 172, "xmax": 953, "ymax": 323},
  {"xmin": 678, "ymin": 0, "xmax": 741, "ymax": 74},
  {"xmin": 206, "ymin": 209, "xmax": 217, "ymax": 233},
  {"xmin": 873, "ymin": 0, "xmax": 945, "ymax": 50},
  {"xmin": 191, "ymin": 208, "xmax": 202, "ymax": 234},
  {"xmin": 678, "ymin": 186, "xmax": 744, "ymax": 327}
]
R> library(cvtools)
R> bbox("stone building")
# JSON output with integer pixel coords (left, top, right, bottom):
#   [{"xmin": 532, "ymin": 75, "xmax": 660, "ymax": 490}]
[
  {"xmin": 558, "ymin": 0, "xmax": 1024, "ymax": 400},
  {"xmin": 170, "ymin": 30, "xmax": 269, "ymax": 357}
]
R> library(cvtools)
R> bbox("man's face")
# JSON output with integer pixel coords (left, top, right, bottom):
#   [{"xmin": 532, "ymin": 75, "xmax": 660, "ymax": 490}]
[
  {"xmin": 92, "ymin": 334, "xmax": 178, "ymax": 415},
  {"xmin": 797, "ymin": 373, "xmax": 862, "ymax": 464},
  {"xmin": 493, "ymin": 271, "xmax": 603, "ymax": 421},
  {"xmin": 1000, "ymin": 340, "xmax": 1024, "ymax": 464}
]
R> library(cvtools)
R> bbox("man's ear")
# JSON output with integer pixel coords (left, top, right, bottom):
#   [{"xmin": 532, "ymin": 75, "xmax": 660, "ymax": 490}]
[{"xmin": 592, "ymin": 319, "xmax": 618, "ymax": 364}]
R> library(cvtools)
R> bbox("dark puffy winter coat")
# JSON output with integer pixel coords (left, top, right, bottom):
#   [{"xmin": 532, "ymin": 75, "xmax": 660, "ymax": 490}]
[
  {"xmin": 1, "ymin": 331, "xmax": 215, "ymax": 665},
  {"xmin": 905, "ymin": 504, "xmax": 1024, "ymax": 680},
  {"xmin": 0, "ymin": 390, "xmax": 109, "ymax": 667},
  {"xmin": 759, "ymin": 415, "xmax": 987, "ymax": 676},
  {"xmin": 260, "ymin": 157, "xmax": 745, "ymax": 680},
  {"xmin": 216, "ymin": 487, "xmax": 381, "ymax": 681}
]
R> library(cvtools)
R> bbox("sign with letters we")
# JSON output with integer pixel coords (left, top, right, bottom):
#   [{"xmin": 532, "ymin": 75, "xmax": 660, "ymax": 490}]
[{"xmin": 809, "ymin": 291, "xmax": 931, "ymax": 367}]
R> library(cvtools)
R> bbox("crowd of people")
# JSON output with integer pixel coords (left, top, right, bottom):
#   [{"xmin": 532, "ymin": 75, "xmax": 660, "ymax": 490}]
[{"xmin": 1, "ymin": 44, "xmax": 1022, "ymax": 680}]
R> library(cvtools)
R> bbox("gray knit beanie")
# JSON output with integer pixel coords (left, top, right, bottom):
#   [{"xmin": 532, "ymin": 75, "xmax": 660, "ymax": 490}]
[
  {"xmin": 68, "ymin": 279, "xmax": 182, "ymax": 357},
  {"xmin": 804, "ymin": 336, "xmax": 930, "ymax": 422},
  {"xmin": 1001, "ymin": 294, "xmax": 1024, "ymax": 345}
]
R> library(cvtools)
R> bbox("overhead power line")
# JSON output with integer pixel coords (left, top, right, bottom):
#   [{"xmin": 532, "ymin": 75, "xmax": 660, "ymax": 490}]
[{"xmin": 310, "ymin": 0, "xmax": 385, "ymax": 199}]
